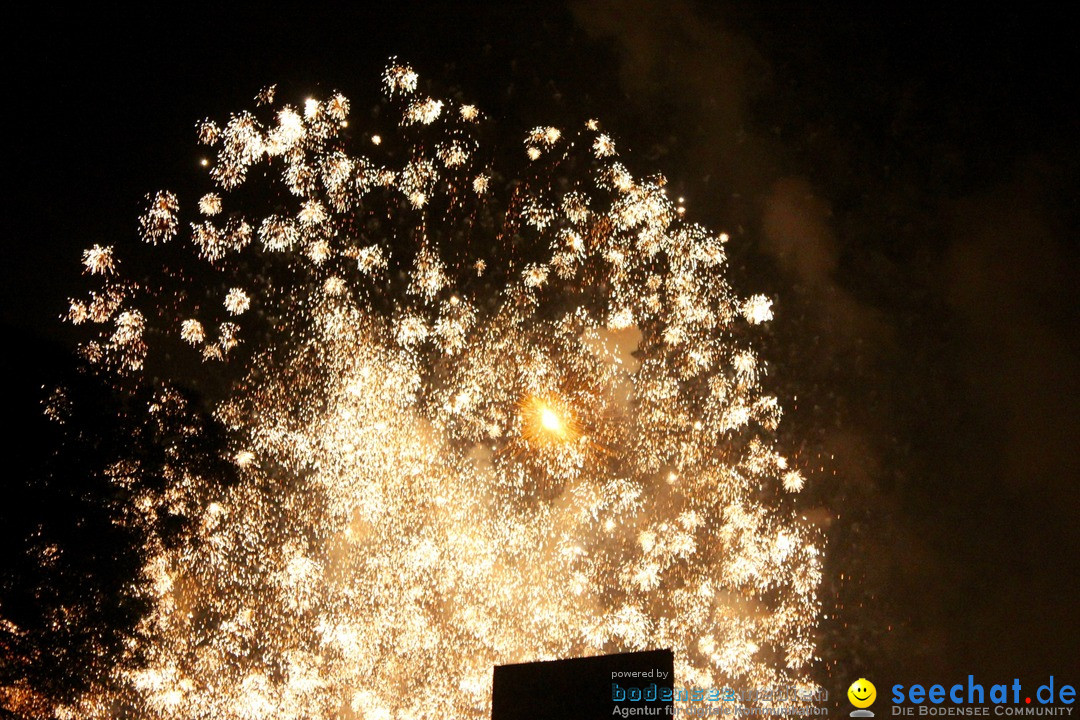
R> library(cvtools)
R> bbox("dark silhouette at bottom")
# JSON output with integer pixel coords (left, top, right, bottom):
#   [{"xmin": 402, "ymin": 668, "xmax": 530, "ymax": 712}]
[{"xmin": 492, "ymin": 649, "xmax": 674, "ymax": 719}]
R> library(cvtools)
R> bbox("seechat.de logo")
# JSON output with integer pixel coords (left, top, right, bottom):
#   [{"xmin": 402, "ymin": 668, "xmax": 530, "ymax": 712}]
[{"xmin": 848, "ymin": 678, "xmax": 877, "ymax": 717}]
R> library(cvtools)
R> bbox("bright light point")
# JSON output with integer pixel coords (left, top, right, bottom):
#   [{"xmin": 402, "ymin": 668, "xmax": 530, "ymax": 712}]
[
  {"xmin": 540, "ymin": 406, "xmax": 562, "ymax": 433},
  {"xmin": 520, "ymin": 395, "xmax": 579, "ymax": 446},
  {"xmin": 371, "ymin": 134, "xmax": 381, "ymax": 145},
  {"xmin": 199, "ymin": 158, "xmax": 209, "ymax": 166}
]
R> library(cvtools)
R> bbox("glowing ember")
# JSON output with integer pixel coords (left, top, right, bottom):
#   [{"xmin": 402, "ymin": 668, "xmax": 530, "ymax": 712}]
[{"xmin": 540, "ymin": 407, "xmax": 562, "ymax": 433}]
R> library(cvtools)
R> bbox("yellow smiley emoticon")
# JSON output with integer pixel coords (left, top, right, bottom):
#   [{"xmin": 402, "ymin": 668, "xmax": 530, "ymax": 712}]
[{"xmin": 848, "ymin": 679, "xmax": 877, "ymax": 708}]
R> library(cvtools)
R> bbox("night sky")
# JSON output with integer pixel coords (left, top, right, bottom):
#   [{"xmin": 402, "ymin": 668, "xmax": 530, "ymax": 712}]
[{"xmin": 4, "ymin": 1, "xmax": 1078, "ymax": 708}]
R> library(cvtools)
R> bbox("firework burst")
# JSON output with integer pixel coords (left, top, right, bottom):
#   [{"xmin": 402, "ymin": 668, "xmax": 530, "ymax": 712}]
[{"xmin": 41, "ymin": 62, "xmax": 822, "ymax": 719}]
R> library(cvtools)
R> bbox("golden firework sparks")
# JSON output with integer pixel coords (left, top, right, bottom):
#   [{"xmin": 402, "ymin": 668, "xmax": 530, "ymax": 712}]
[{"xmin": 42, "ymin": 61, "xmax": 824, "ymax": 720}]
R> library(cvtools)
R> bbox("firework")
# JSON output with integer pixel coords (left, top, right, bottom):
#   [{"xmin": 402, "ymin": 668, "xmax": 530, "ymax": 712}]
[{"xmin": 44, "ymin": 62, "xmax": 822, "ymax": 719}]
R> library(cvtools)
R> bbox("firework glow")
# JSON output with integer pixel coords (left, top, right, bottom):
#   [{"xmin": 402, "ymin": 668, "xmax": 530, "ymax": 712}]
[{"xmin": 40, "ymin": 62, "xmax": 822, "ymax": 718}]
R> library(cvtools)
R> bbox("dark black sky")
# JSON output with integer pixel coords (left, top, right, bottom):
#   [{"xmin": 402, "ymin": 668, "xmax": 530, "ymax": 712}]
[{"xmin": 4, "ymin": 0, "xmax": 1078, "ymax": 701}]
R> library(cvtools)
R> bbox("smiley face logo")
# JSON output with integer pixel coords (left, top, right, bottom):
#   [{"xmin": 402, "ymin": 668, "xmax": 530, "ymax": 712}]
[{"xmin": 847, "ymin": 678, "xmax": 877, "ymax": 709}]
